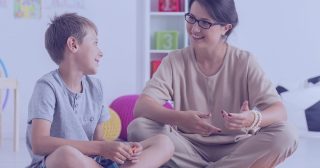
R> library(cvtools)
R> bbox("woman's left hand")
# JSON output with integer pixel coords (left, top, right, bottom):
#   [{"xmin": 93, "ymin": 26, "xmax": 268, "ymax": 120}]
[{"xmin": 221, "ymin": 101, "xmax": 255, "ymax": 130}]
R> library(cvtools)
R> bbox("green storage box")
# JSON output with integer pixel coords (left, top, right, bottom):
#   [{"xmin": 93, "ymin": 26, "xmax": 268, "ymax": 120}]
[{"xmin": 155, "ymin": 31, "xmax": 179, "ymax": 50}]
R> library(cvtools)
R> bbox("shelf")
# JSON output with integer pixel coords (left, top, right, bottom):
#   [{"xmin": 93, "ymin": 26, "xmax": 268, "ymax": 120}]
[
  {"xmin": 150, "ymin": 12, "xmax": 185, "ymax": 16},
  {"xmin": 150, "ymin": 50, "xmax": 173, "ymax": 54},
  {"xmin": 136, "ymin": 0, "xmax": 188, "ymax": 91}
]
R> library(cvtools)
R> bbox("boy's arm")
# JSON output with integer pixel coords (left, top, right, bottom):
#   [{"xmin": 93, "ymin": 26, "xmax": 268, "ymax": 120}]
[
  {"xmin": 31, "ymin": 119, "xmax": 103, "ymax": 156},
  {"xmin": 31, "ymin": 118, "xmax": 133, "ymax": 164},
  {"xmin": 93, "ymin": 123, "xmax": 104, "ymax": 141}
]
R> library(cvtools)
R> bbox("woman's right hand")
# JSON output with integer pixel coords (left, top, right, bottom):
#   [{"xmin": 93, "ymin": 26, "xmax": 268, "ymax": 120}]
[
  {"xmin": 177, "ymin": 111, "xmax": 221, "ymax": 136},
  {"xmin": 100, "ymin": 141, "xmax": 132, "ymax": 164}
]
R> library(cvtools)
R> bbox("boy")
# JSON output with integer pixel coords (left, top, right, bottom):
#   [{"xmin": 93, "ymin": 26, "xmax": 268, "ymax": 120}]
[{"xmin": 26, "ymin": 13, "xmax": 174, "ymax": 168}]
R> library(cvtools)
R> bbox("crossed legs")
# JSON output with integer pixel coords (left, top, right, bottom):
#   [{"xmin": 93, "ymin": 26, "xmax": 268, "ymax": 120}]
[
  {"xmin": 45, "ymin": 134, "xmax": 174, "ymax": 168},
  {"xmin": 128, "ymin": 118, "xmax": 298, "ymax": 168}
]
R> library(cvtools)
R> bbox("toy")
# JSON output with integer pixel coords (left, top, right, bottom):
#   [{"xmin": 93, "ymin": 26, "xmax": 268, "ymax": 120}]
[{"xmin": 102, "ymin": 108, "xmax": 121, "ymax": 141}]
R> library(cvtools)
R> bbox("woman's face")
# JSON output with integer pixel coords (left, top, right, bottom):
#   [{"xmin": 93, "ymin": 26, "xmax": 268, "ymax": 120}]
[{"xmin": 187, "ymin": 1, "xmax": 228, "ymax": 49}]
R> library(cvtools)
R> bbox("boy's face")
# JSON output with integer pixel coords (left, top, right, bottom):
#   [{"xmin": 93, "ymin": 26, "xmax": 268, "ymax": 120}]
[{"xmin": 74, "ymin": 27, "xmax": 103, "ymax": 75}]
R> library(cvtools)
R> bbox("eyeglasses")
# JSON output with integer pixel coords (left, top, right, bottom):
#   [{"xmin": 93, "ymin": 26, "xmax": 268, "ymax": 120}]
[{"xmin": 184, "ymin": 13, "xmax": 223, "ymax": 29}]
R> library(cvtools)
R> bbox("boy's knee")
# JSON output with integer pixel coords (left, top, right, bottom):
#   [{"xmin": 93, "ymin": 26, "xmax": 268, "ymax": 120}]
[{"xmin": 52, "ymin": 145, "xmax": 85, "ymax": 166}]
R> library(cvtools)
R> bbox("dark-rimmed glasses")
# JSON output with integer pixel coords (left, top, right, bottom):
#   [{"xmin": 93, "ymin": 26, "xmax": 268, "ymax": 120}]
[{"xmin": 184, "ymin": 13, "xmax": 223, "ymax": 29}]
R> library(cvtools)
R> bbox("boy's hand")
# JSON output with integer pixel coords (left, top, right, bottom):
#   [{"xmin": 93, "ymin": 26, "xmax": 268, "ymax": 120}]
[
  {"xmin": 127, "ymin": 142, "xmax": 143, "ymax": 163},
  {"xmin": 101, "ymin": 141, "xmax": 132, "ymax": 164}
]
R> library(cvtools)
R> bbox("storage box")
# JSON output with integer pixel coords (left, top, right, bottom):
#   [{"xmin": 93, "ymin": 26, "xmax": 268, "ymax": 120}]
[
  {"xmin": 151, "ymin": 60, "xmax": 162, "ymax": 78},
  {"xmin": 158, "ymin": 0, "xmax": 180, "ymax": 12},
  {"xmin": 155, "ymin": 31, "xmax": 179, "ymax": 50}
]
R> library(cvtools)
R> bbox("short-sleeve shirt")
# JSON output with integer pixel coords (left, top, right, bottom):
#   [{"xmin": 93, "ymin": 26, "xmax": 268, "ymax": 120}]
[
  {"xmin": 143, "ymin": 44, "xmax": 281, "ymax": 144},
  {"xmin": 26, "ymin": 69, "xmax": 109, "ymax": 167}
]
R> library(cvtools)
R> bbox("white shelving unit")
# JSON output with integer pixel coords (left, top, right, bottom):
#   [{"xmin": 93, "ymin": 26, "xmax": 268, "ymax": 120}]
[{"xmin": 137, "ymin": 0, "xmax": 189, "ymax": 91}]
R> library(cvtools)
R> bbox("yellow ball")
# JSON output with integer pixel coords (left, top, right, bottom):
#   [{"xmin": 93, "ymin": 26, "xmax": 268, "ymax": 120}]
[{"xmin": 102, "ymin": 108, "xmax": 121, "ymax": 141}]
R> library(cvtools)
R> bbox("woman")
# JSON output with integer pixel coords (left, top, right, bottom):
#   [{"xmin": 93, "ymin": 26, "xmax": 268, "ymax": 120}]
[{"xmin": 128, "ymin": 0, "xmax": 298, "ymax": 167}]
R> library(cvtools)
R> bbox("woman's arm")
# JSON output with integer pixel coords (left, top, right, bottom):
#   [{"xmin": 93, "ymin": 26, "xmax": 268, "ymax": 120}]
[
  {"xmin": 134, "ymin": 94, "xmax": 221, "ymax": 135},
  {"xmin": 134, "ymin": 94, "xmax": 181, "ymax": 125},
  {"xmin": 222, "ymin": 101, "xmax": 287, "ymax": 130},
  {"xmin": 259, "ymin": 101, "xmax": 287, "ymax": 127}
]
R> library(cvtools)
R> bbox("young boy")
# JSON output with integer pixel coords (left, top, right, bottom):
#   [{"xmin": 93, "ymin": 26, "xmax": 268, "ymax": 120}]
[{"xmin": 26, "ymin": 13, "xmax": 174, "ymax": 168}]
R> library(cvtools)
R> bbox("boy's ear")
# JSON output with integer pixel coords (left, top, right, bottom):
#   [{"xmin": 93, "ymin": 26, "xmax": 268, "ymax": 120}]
[{"xmin": 66, "ymin": 36, "xmax": 79, "ymax": 53}]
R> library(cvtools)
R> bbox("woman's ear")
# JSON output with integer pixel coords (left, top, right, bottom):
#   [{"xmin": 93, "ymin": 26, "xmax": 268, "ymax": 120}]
[
  {"xmin": 66, "ymin": 36, "xmax": 78, "ymax": 53},
  {"xmin": 222, "ymin": 24, "xmax": 233, "ymax": 36}
]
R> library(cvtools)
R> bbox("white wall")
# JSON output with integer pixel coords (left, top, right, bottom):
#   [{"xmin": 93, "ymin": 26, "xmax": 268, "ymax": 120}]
[
  {"xmin": 231, "ymin": 0, "xmax": 320, "ymax": 88},
  {"xmin": 1, "ymin": 0, "xmax": 320, "ymax": 140},
  {"xmin": 0, "ymin": 0, "xmax": 138, "ymax": 139}
]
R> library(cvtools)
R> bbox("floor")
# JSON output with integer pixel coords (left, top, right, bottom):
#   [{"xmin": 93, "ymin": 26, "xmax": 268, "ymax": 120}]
[{"xmin": 0, "ymin": 136, "xmax": 319, "ymax": 168}]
